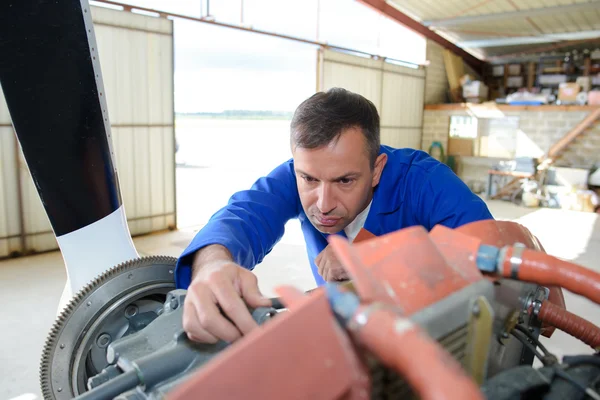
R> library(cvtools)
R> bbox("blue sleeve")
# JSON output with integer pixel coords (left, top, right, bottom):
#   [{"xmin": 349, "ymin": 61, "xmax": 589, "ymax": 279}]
[
  {"xmin": 174, "ymin": 160, "xmax": 301, "ymax": 289},
  {"xmin": 415, "ymin": 163, "xmax": 494, "ymax": 230}
]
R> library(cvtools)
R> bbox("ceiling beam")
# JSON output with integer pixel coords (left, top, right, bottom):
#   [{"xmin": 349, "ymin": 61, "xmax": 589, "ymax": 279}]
[
  {"xmin": 459, "ymin": 30, "xmax": 600, "ymax": 48},
  {"xmin": 358, "ymin": 0, "xmax": 485, "ymax": 72},
  {"xmin": 422, "ymin": 2, "xmax": 600, "ymax": 27}
]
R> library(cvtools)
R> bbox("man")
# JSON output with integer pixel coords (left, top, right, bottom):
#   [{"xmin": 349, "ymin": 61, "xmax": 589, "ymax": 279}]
[{"xmin": 175, "ymin": 87, "xmax": 493, "ymax": 344}]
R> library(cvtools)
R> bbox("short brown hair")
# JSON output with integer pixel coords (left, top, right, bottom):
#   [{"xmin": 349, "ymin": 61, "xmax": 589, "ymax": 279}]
[{"xmin": 290, "ymin": 88, "xmax": 380, "ymax": 167}]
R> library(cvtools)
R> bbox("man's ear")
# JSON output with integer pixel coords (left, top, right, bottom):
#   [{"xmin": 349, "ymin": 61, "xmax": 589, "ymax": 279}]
[{"xmin": 371, "ymin": 153, "xmax": 387, "ymax": 187}]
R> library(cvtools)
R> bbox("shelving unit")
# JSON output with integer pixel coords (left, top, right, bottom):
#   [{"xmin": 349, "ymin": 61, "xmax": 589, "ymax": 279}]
[{"xmin": 482, "ymin": 52, "xmax": 600, "ymax": 104}]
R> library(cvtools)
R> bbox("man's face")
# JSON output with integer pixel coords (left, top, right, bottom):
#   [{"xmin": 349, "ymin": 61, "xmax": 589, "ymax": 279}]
[{"xmin": 292, "ymin": 127, "xmax": 387, "ymax": 234}]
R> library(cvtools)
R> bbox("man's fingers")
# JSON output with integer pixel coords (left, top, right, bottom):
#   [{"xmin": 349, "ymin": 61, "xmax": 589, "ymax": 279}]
[
  {"xmin": 334, "ymin": 269, "xmax": 349, "ymax": 281},
  {"xmin": 189, "ymin": 283, "xmax": 242, "ymax": 343},
  {"xmin": 322, "ymin": 260, "xmax": 330, "ymax": 281},
  {"xmin": 183, "ymin": 304, "xmax": 219, "ymax": 343},
  {"xmin": 212, "ymin": 278, "xmax": 259, "ymax": 335},
  {"xmin": 239, "ymin": 273, "xmax": 272, "ymax": 309},
  {"xmin": 315, "ymin": 247, "xmax": 324, "ymax": 264},
  {"xmin": 316, "ymin": 257, "xmax": 324, "ymax": 276}
]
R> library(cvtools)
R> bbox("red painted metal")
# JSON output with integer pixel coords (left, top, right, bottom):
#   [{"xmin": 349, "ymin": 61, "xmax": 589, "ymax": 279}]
[
  {"xmin": 168, "ymin": 288, "xmax": 370, "ymax": 400},
  {"xmin": 455, "ymin": 219, "xmax": 545, "ymax": 251},
  {"xmin": 332, "ymin": 226, "xmax": 483, "ymax": 314}
]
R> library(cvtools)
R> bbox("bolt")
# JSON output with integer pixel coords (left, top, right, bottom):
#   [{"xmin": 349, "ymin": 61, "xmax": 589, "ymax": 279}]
[
  {"xmin": 87, "ymin": 301, "xmax": 92, "ymax": 307},
  {"xmin": 170, "ymin": 298, "xmax": 179, "ymax": 310},
  {"xmin": 59, "ymin": 344, "xmax": 65, "ymax": 349},
  {"xmin": 96, "ymin": 333, "xmax": 112, "ymax": 348},
  {"xmin": 528, "ymin": 326, "xmax": 535, "ymax": 333},
  {"xmin": 125, "ymin": 305, "xmax": 138, "ymax": 318},
  {"xmin": 472, "ymin": 303, "xmax": 481, "ymax": 317},
  {"xmin": 57, "ymin": 388, "xmax": 62, "ymax": 392},
  {"xmin": 502, "ymin": 332, "xmax": 510, "ymax": 339}
]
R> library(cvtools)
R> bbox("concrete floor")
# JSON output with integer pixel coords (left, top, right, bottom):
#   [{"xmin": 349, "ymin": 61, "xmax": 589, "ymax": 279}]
[{"xmin": 1, "ymin": 199, "xmax": 599, "ymax": 399}]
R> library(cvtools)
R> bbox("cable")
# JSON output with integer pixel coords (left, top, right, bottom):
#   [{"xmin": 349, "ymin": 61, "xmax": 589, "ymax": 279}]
[
  {"xmin": 563, "ymin": 355, "xmax": 600, "ymax": 369},
  {"xmin": 510, "ymin": 330, "xmax": 548, "ymax": 365},
  {"xmin": 514, "ymin": 324, "xmax": 552, "ymax": 357}
]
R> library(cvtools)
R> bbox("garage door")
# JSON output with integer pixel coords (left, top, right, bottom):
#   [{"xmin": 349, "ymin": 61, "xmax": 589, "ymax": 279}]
[{"xmin": 317, "ymin": 48, "xmax": 425, "ymax": 150}]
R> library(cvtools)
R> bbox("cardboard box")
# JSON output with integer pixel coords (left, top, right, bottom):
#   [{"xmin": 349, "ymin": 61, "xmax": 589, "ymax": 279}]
[
  {"xmin": 506, "ymin": 76, "xmax": 524, "ymax": 88},
  {"xmin": 448, "ymin": 137, "xmax": 474, "ymax": 157},
  {"xmin": 462, "ymin": 81, "xmax": 488, "ymax": 100},
  {"xmin": 539, "ymin": 74, "xmax": 567, "ymax": 85},
  {"xmin": 558, "ymin": 82, "xmax": 580, "ymax": 102},
  {"xmin": 508, "ymin": 64, "xmax": 521, "ymax": 75},
  {"xmin": 576, "ymin": 76, "xmax": 592, "ymax": 92},
  {"xmin": 492, "ymin": 65, "xmax": 504, "ymax": 77},
  {"xmin": 588, "ymin": 90, "xmax": 600, "ymax": 106}
]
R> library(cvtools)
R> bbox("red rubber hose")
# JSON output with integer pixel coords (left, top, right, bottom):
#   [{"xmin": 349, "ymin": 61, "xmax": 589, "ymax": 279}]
[
  {"xmin": 500, "ymin": 247, "xmax": 600, "ymax": 306},
  {"xmin": 537, "ymin": 301, "xmax": 600, "ymax": 350},
  {"xmin": 352, "ymin": 306, "xmax": 483, "ymax": 400}
]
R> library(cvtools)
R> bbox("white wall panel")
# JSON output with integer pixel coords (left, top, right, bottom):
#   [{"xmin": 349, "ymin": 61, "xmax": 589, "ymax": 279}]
[
  {"xmin": 318, "ymin": 48, "xmax": 425, "ymax": 150},
  {"xmin": 0, "ymin": 6, "xmax": 175, "ymax": 258},
  {"xmin": 19, "ymin": 150, "xmax": 56, "ymax": 253},
  {"xmin": 0, "ymin": 127, "xmax": 22, "ymax": 258},
  {"xmin": 381, "ymin": 128, "xmax": 422, "ymax": 151}
]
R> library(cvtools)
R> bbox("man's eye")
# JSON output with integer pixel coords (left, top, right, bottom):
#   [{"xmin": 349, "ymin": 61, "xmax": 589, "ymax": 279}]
[
  {"xmin": 339, "ymin": 178, "xmax": 354, "ymax": 185},
  {"xmin": 303, "ymin": 176, "xmax": 316, "ymax": 182}
]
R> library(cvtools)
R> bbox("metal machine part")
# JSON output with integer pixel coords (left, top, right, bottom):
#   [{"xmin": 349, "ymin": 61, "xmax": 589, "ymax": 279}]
[
  {"xmin": 40, "ymin": 256, "xmax": 179, "ymax": 399},
  {"xmin": 68, "ymin": 280, "xmax": 494, "ymax": 400},
  {"xmin": 487, "ymin": 279, "xmax": 545, "ymax": 376},
  {"xmin": 454, "ymin": 220, "xmax": 552, "ymax": 377},
  {"xmin": 40, "ymin": 221, "xmax": 600, "ymax": 400},
  {"xmin": 75, "ymin": 290, "xmax": 277, "ymax": 400},
  {"xmin": 365, "ymin": 280, "xmax": 496, "ymax": 399}
]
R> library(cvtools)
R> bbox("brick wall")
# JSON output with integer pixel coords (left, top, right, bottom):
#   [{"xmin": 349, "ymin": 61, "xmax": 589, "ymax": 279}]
[
  {"xmin": 424, "ymin": 40, "xmax": 483, "ymax": 105},
  {"xmin": 421, "ymin": 109, "xmax": 462, "ymax": 152},
  {"xmin": 424, "ymin": 40, "xmax": 449, "ymax": 105},
  {"xmin": 421, "ymin": 107, "xmax": 600, "ymax": 169}
]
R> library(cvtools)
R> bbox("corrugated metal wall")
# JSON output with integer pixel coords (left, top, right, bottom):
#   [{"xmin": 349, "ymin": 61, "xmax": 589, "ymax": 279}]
[
  {"xmin": 317, "ymin": 48, "xmax": 425, "ymax": 150},
  {"xmin": 0, "ymin": 85, "xmax": 23, "ymax": 257},
  {"xmin": 0, "ymin": 6, "xmax": 175, "ymax": 258}
]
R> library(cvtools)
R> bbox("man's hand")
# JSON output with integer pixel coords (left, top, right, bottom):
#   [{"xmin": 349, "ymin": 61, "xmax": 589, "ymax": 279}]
[
  {"xmin": 315, "ymin": 244, "xmax": 349, "ymax": 282},
  {"xmin": 182, "ymin": 246, "xmax": 271, "ymax": 344}
]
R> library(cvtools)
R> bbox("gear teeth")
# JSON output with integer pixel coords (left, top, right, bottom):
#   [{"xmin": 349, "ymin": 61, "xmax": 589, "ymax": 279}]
[{"xmin": 39, "ymin": 255, "xmax": 177, "ymax": 399}]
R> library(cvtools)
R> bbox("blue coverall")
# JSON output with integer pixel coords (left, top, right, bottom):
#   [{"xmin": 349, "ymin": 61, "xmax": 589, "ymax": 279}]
[{"xmin": 175, "ymin": 146, "xmax": 494, "ymax": 288}]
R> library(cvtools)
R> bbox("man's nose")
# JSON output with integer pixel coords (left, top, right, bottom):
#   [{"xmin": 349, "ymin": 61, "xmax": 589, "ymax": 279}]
[{"xmin": 316, "ymin": 184, "xmax": 336, "ymax": 214}]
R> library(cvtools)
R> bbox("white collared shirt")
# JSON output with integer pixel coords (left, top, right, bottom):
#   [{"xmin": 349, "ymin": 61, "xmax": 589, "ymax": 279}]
[{"xmin": 344, "ymin": 200, "xmax": 372, "ymax": 242}]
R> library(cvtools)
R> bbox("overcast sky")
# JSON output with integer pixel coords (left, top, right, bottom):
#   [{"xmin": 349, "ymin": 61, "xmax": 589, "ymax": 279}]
[{"xmin": 92, "ymin": 0, "xmax": 426, "ymax": 113}]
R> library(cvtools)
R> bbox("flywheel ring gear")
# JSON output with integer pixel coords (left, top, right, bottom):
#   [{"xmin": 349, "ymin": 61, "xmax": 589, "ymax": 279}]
[{"xmin": 40, "ymin": 255, "xmax": 178, "ymax": 400}]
